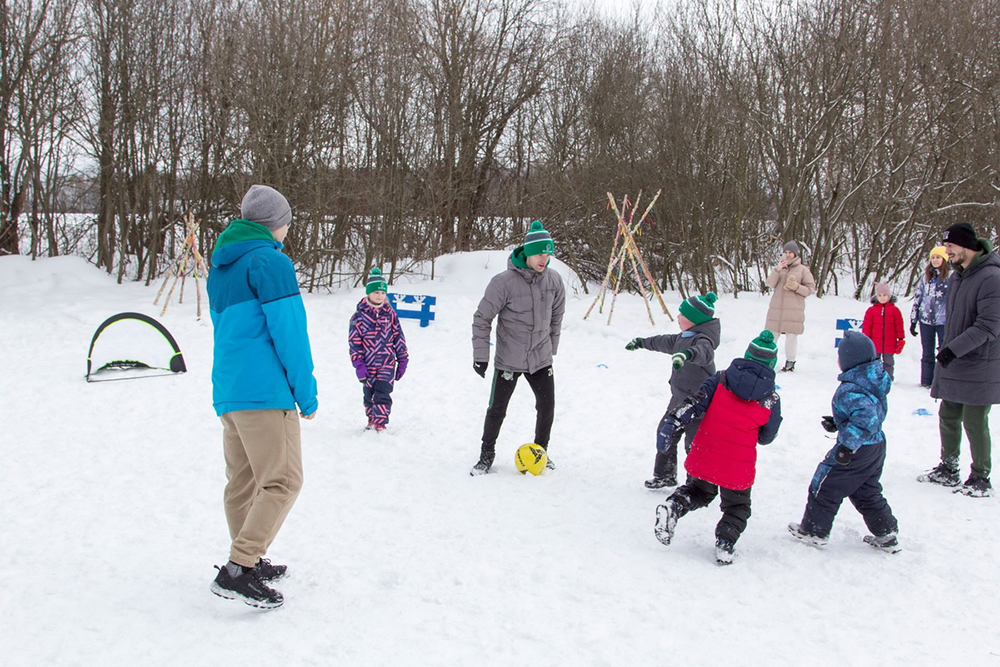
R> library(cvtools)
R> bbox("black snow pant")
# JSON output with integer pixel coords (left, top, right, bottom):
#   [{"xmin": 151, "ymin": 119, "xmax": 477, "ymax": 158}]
[
  {"xmin": 480, "ymin": 366, "xmax": 555, "ymax": 463},
  {"xmin": 800, "ymin": 440, "xmax": 897, "ymax": 540},
  {"xmin": 652, "ymin": 411, "xmax": 702, "ymax": 480},
  {"xmin": 668, "ymin": 477, "xmax": 752, "ymax": 545}
]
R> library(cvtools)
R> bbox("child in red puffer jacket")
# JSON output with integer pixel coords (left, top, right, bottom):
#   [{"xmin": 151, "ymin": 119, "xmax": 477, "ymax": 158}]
[{"xmin": 862, "ymin": 282, "xmax": 905, "ymax": 380}]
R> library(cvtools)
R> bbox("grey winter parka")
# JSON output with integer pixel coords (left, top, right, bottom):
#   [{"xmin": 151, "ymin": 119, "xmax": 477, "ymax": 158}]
[
  {"xmin": 472, "ymin": 249, "xmax": 566, "ymax": 374},
  {"xmin": 931, "ymin": 239, "xmax": 1000, "ymax": 405},
  {"xmin": 641, "ymin": 318, "xmax": 721, "ymax": 411}
]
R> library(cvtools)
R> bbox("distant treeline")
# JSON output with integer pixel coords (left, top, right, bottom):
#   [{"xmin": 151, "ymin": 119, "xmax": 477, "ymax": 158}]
[{"xmin": 2, "ymin": 0, "xmax": 998, "ymax": 296}]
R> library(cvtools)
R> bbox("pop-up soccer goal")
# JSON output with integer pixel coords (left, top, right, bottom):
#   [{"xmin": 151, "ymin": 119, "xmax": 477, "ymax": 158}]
[{"xmin": 86, "ymin": 312, "xmax": 187, "ymax": 382}]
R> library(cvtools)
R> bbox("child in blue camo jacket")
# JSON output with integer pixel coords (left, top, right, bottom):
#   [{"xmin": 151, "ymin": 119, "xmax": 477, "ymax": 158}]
[{"xmin": 788, "ymin": 330, "xmax": 901, "ymax": 553}]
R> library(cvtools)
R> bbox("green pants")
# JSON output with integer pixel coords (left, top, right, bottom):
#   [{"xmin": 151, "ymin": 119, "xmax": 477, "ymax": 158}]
[{"xmin": 939, "ymin": 400, "xmax": 992, "ymax": 478}]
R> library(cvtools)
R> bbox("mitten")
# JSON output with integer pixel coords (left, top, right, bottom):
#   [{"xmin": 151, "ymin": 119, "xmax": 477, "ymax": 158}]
[
  {"xmin": 895, "ymin": 339, "xmax": 905, "ymax": 354},
  {"xmin": 671, "ymin": 350, "xmax": 691, "ymax": 370},
  {"xmin": 821, "ymin": 415, "xmax": 837, "ymax": 433},
  {"xmin": 834, "ymin": 445, "xmax": 854, "ymax": 466},
  {"xmin": 395, "ymin": 358, "xmax": 408, "ymax": 381},
  {"xmin": 785, "ymin": 274, "xmax": 800, "ymax": 291},
  {"xmin": 909, "ymin": 321, "xmax": 918, "ymax": 337},
  {"xmin": 936, "ymin": 347, "xmax": 957, "ymax": 368},
  {"xmin": 473, "ymin": 361, "xmax": 488, "ymax": 378},
  {"xmin": 657, "ymin": 417, "xmax": 681, "ymax": 453},
  {"xmin": 353, "ymin": 359, "xmax": 367, "ymax": 382},
  {"xmin": 625, "ymin": 337, "xmax": 644, "ymax": 351}
]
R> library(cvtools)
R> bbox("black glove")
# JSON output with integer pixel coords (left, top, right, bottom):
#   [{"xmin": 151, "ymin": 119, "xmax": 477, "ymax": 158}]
[
  {"xmin": 936, "ymin": 347, "xmax": 957, "ymax": 368},
  {"xmin": 910, "ymin": 322, "xmax": 918, "ymax": 337},
  {"xmin": 625, "ymin": 337, "xmax": 644, "ymax": 351},
  {"xmin": 473, "ymin": 361, "xmax": 488, "ymax": 378},
  {"xmin": 834, "ymin": 445, "xmax": 854, "ymax": 466},
  {"xmin": 821, "ymin": 415, "xmax": 837, "ymax": 433}
]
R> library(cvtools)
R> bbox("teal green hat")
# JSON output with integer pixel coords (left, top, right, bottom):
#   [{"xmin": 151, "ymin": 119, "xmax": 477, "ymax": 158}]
[
  {"xmin": 523, "ymin": 220, "xmax": 555, "ymax": 257},
  {"xmin": 365, "ymin": 267, "xmax": 388, "ymax": 294},
  {"xmin": 678, "ymin": 292, "xmax": 717, "ymax": 326},
  {"xmin": 745, "ymin": 330, "xmax": 778, "ymax": 369}
]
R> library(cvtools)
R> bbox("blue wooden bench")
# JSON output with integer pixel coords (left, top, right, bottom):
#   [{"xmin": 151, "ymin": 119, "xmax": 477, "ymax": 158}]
[
  {"xmin": 835, "ymin": 318, "xmax": 863, "ymax": 347},
  {"xmin": 388, "ymin": 293, "xmax": 437, "ymax": 328}
]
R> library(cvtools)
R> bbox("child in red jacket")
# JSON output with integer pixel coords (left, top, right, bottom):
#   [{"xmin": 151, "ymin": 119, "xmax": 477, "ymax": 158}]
[
  {"xmin": 653, "ymin": 331, "xmax": 783, "ymax": 566},
  {"xmin": 861, "ymin": 282, "xmax": 904, "ymax": 380}
]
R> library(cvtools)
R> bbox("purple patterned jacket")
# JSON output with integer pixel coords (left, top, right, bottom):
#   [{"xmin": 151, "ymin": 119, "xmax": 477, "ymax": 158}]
[{"xmin": 349, "ymin": 298, "xmax": 408, "ymax": 380}]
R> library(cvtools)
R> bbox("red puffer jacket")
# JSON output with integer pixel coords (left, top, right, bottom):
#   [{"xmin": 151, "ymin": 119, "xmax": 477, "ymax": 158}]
[{"xmin": 862, "ymin": 299, "xmax": 905, "ymax": 355}]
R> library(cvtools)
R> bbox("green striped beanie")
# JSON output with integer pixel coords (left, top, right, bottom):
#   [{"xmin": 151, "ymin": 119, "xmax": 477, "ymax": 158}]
[
  {"xmin": 365, "ymin": 267, "xmax": 388, "ymax": 294},
  {"xmin": 678, "ymin": 292, "xmax": 718, "ymax": 326},
  {"xmin": 523, "ymin": 220, "xmax": 555, "ymax": 257},
  {"xmin": 745, "ymin": 330, "xmax": 778, "ymax": 369}
]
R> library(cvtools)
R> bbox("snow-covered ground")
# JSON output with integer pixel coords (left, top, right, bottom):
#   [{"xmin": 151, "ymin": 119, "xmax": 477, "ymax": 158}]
[{"xmin": 1, "ymin": 252, "xmax": 997, "ymax": 666}]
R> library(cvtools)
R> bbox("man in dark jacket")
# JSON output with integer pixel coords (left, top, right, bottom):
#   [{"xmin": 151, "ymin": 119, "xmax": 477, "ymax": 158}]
[
  {"xmin": 470, "ymin": 220, "xmax": 566, "ymax": 476},
  {"xmin": 918, "ymin": 222, "xmax": 1000, "ymax": 497}
]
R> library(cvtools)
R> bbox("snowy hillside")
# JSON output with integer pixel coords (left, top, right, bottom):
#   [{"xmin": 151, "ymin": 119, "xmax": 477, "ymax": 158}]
[{"xmin": 1, "ymin": 253, "xmax": 996, "ymax": 666}]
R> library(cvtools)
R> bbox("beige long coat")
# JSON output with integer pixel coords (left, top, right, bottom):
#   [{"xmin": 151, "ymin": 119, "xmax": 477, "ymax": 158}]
[{"xmin": 764, "ymin": 257, "xmax": 816, "ymax": 335}]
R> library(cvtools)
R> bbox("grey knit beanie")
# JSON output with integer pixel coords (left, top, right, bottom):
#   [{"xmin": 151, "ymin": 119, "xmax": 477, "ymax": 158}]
[
  {"xmin": 241, "ymin": 185, "xmax": 292, "ymax": 231},
  {"xmin": 838, "ymin": 330, "xmax": 877, "ymax": 372},
  {"xmin": 783, "ymin": 240, "xmax": 800, "ymax": 256}
]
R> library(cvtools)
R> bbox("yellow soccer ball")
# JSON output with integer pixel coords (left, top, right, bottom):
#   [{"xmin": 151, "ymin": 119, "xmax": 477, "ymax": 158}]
[{"xmin": 515, "ymin": 443, "xmax": 547, "ymax": 475}]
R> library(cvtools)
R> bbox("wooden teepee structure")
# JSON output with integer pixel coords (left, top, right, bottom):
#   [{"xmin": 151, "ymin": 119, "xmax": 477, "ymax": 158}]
[
  {"xmin": 153, "ymin": 212, "xmax": 210, "ymax": 318},
  {"xmin": 584, "ymin": 190, "xmax": 672, "ymax": 325}
]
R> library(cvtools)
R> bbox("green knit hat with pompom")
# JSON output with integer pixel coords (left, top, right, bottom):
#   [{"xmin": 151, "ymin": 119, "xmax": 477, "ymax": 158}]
[
  {"xmin": 745, "ymin": 330, "xmax": 778, "ymax": 369},
  {"xmin": 522, "ymin": 220, "xmax": 555, "ymax": 257},
  {"xmin": 678, "ymin": 292, "xmax": 718, "ymax": 326},
  {"xmin": 365, "ymin": 267, "xmax": 388, "ymax": 294}
]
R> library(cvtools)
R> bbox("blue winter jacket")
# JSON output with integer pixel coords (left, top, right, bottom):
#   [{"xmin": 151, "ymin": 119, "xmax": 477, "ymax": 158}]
[
  {"xmin": 207, "ymin": 220, "xmax": 318, "ymax": 416},
  {"xmin": 832, "ymin": 360, "xmax": 890, "ymax": 452}
]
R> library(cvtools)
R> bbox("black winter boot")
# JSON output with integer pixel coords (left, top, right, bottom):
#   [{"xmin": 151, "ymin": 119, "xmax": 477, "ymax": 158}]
[{"xmin": 780, "ymin": 360, "xmax": 796, "ymax": 373}]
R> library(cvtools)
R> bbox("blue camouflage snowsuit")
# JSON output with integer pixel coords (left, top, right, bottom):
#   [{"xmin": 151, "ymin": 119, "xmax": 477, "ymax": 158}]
[{"xmin": 799, "ymin": 359, "xmax": 898, "ymax": 539}]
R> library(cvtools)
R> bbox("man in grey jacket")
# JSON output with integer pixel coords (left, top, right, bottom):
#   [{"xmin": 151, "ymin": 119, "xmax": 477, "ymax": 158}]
[
  {"xmin": 471, "ymin": 220, "xmax": 566, "ymax": 475},
  {"xmin": 918, "ymin": 222, "xmax": 1000, "ymax": 497}
]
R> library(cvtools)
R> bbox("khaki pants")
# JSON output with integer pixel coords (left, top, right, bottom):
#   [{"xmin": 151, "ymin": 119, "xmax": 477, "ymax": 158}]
[{"xmin": 221, "ymin": 409, "xmax": 303, "ymax": 567}]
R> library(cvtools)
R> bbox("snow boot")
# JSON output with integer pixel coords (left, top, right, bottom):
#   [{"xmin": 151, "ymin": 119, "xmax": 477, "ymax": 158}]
[
  {"xmin": 644, "ymin": 475, "xmax": 677, "ymax": 490},
  {"xmin": 254, "ymin": 558, "xmax": 287, "ymax": 582},
  {"xmin": 715, "ymin": 538, "xmax": 735, "ymax": 566},
  {"xmin": 779, "ymin": 360, "xmax": 796, "ymax": 373},
  {"xmin": 210, "ymin": 563, "xmax": 283, "ymax": 609},
  {"xmin": 654, "ymin": 500, "xmax": 679, "ymax": 546},
  {"xmin": 863, "ymin": 533, "xmax": 902, "ymax": 554},
  {"xmin": 916, "ymin": 462, "xmax": 961, "ymax": 487},
  {"xmin": 954, "ymin": 474, "xmax": 993, "ymax": 497},
  {"xmin": 787, "ymin": 522, "xmax": 828, "ymax": 547}
]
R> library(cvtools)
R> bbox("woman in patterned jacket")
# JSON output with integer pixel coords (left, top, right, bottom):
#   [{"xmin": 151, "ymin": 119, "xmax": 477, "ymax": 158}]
[{"xmin": 910, "ymin": 246, "xmax": 949, "ymax": 388}]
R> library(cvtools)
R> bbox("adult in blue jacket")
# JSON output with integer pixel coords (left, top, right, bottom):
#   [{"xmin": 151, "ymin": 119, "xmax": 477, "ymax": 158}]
[{"xmin": 207, "ymin": 185, "xmax": 318, "ymax": 609}]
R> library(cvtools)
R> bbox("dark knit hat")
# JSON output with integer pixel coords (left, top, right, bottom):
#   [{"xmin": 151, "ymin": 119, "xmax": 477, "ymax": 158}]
[
  {"xmin": 241, "ymin": 184, "xmax": 292, "ymax": 231},
  {"xmin": 745, "ymin": 330, "xmax": 778, "ymax": 369},
  {"xmin": 942, "ymin": 222, "xmax": 979, "ymax": 251},
  {"xmin": 783, "ymin": 240, "xmax": 800, "ymax": 256},
  {"xmin": 678, "ymin": 292, "xmax": 718, "ymax": 326},
  {"xmin": 838, "ymin": 330, "xmax": 877, "ymax": 372},
  {"xmin": 523, "ymin": 220, "xmax": 555, "ymax": 257},
  {"xmin": 365, "ymin": 267, "xmax": 388, "ymax": 294}
]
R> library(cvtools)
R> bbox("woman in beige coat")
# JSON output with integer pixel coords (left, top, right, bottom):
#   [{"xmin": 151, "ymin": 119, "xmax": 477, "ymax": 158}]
[{"xmin": 765, "ymin": 241, "xmax": 816, "ymax": 371}]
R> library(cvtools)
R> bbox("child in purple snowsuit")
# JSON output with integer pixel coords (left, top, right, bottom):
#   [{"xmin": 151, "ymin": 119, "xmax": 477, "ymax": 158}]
[{"xmin": 349, "ymin": 268, "xmax": 409, "ymax": 431}]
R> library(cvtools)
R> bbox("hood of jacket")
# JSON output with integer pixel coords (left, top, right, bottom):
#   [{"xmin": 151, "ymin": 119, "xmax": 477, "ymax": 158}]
[
  {"xmin": 837, "ymin": 359, "xmax": 892, "ymax": 397},
  {"xmin": 690, "ymin": 318, "xmax": 722, "ymax": 348},
  {"xmin": 955, "ymin": 238, "xmax": 998, "ymax": 275},
  {"xmin": 724, "ymin": 357, "xmax": 777, "ymax": 402},
  {"xmin": 211, "ymin": 219, "xmax": 282, "ymax": 267}
]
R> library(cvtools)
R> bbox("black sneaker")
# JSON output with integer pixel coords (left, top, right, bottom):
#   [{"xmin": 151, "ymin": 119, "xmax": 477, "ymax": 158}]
[
  {"xmin": 210, "ymin": 564, "xmax": 283, "ymax": 609},
  {"xmin": 954, "ymin": 474, "xmax": 993, "ymax": 498},
  {"xmin": 916, "ymin": 463, "xmax": 961, "ymax": 487},
  {"xmin": 715, "ymin": 538, "xmax": 735, "ymax": 565},
  {"xmin": 254, "ymin": 558, "xmax": 287, "ymax": 582},
  {"xmin": 787, "ymin": 522, "xmax": 828, "ymax": 547},
  {"xmin": 644, "ymin": 475, "xmax": 677, "ymax": 490},
  {"xmin": 863, "ymin": 533, "xmax": 902, "ymax": 554},
  {"xmin": 654, "ymin": 501, "xmax": 679, "ymax": 546}
]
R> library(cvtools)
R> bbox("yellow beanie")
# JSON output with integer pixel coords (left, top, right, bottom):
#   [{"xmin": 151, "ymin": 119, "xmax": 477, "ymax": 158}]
[{"xmin": 929, "ymin": 246, "xmax": 948, "ymax": 261}]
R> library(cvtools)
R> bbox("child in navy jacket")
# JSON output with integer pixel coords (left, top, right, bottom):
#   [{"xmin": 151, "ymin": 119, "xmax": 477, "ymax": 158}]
[
  {"xmin": 349, "ymin": 268, "xmax": 409, "ymax": 431},
  {"xmin": 788, "ymin": 330, "xmax": 900, "ymax": 553},
  {"xmin": 653, "ymin": 331, "xmax": 783, "ymax": 565},
  {"xmin": 625, "ymin": 292, "xmax": 721, "ymax": 489}
]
